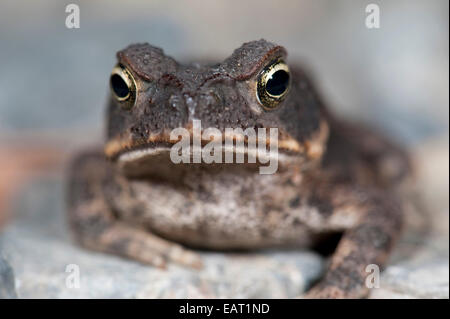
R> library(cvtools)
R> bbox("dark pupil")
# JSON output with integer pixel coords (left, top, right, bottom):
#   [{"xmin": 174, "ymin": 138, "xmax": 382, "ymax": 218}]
[
  {"xmin": 110, "ymin": 74, "xmax": 129, "ymax": 98},
  {"xmin": 266, "ymin": 70, "xmax": 289, "ymax": 96}
]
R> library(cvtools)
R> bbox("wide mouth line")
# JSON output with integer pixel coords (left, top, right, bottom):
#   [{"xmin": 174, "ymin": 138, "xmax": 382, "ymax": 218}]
[
  {"xmin": 116, "ymin": 142, "xmax": 302, "ymax": 164},
  {"xmin": 106, "ymin": 134, "xmax": 303, "ymax": 162},
  {"xmin": 105, "ymin": 119, "xmax": 328, "ymax": 163}
]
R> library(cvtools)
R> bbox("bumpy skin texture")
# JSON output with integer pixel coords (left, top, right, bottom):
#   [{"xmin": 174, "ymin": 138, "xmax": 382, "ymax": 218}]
[{"xmin": 67, "ymin": 40, "xmax": 411, "ymax": 298}]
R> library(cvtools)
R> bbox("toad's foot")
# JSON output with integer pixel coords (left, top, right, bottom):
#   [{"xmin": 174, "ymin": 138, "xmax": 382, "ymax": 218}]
[
  {"xmin": 298, "ymin": 182, "xmax": 403, "ymax": 299},
  {"xmin": 66, "ymin": 151, "xmax": 202, "ymax": 269}
]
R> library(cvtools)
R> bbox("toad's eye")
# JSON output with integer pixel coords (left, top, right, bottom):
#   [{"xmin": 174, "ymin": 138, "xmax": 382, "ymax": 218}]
[
  {"xmin": 256, "ymin": 60, "xmax": 290, "ymax": 110},
  {"xmin": 110, "ymin": 64, "xmax": 137, "ymax": 109}
]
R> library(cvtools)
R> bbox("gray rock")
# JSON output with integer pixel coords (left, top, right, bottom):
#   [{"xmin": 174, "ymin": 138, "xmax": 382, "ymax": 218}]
[
  {"xmin": 0, "ymin": 252, "xmax": 17, "ymax": 298},
  {"xmin": 0, "ymin": 178, "xmax": 324, "ymax": 298},
  {"xmin": 369, "ymin": 228, "xmax": 449, "ymax": 299}
]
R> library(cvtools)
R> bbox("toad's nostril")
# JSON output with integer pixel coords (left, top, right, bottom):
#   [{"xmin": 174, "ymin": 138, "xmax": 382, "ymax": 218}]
[
  {"xmin": 169, "ymin": 94, "xmax": 183, "ymax": 110},
  {"xmin": 205, "ymin": 92, "xmax": 220, "ymax": 107}
]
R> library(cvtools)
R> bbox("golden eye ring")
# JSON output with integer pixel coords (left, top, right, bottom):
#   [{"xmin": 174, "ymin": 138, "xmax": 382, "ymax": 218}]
[
  {"xmin": 110, "ymin": 64, "xmax": 137, "ymax": 109},
  {"xmin": 256, "ymin": 60, "xmax": 290, "ymax": 110}
]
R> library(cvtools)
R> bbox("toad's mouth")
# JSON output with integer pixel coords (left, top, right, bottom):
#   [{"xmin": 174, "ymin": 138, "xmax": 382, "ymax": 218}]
[{"xmin": 104, "ymin": 120, "xmax": 328, "ymax": 172}]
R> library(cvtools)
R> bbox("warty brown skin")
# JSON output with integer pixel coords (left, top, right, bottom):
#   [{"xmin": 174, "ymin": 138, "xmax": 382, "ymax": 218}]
[{"xmin": 67, "ymin": 39, "xmax": 411, "ymax": 298}]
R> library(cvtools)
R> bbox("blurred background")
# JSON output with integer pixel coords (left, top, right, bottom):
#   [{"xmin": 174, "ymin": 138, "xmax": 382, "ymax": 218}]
[
  {"xmin": 1, "ymin": 0, "xmax": 447, "ymax": 222},
  {"xmin": 0, "ymin": 0, "xmax": 448, "ymax": 298}
]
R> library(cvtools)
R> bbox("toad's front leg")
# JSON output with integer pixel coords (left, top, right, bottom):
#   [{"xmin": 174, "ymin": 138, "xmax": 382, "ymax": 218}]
[
  {"xmin": 66, "ymin": 150, "xmax": 202, "ymax": 269},
  {"xmin": 300, "ymin": 183, "xmax": 403, "ymax": 298}
]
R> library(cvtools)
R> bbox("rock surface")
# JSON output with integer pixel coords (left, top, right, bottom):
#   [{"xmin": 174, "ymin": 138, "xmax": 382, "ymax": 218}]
[{"xmin": 0, "ymin": 252, "xmax": 17, "ymax": 298}]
